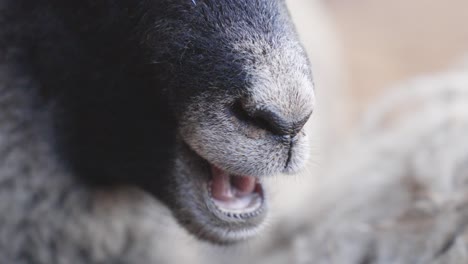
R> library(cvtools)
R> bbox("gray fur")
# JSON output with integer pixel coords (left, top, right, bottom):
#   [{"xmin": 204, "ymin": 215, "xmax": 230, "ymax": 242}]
[
  {"xmin": 179, "ymin": 22, "xmax": 314, "ymax": 178},
  {"xmin": 0, "ymin": 64, "xmax": 203, "ymax": 263},
  {"xmin": 173, "ymin": 4, "xmax": 315, "ymax": 241}
]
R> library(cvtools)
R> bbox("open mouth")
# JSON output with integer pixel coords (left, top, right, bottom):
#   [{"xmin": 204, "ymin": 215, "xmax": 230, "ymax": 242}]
[
  {"xmin": 208, "ymin": 165, "xmax": 265, "ymax": 219},
  {"xmin": 173, "ymin": 140, "xmax": 270, "ymax": 243}
]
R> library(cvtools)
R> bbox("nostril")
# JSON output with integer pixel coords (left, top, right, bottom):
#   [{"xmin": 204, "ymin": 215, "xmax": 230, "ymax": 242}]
[
  {"xmin": 251, "ymin": 108, "xmax": 291, "ymax": 136},
  {"xmin": 231, "ymin": 100, "xmax": 310, "ymax": 137},
  {"xmin": 231, "ymin": 100, "xmax": 277, "ymax": 133}
]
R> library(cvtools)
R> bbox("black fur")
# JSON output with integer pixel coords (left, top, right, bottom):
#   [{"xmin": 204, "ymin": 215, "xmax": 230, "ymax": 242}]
[{"xmin": 1, "ymin": 0, "xmax": 297, "ymax": 210}]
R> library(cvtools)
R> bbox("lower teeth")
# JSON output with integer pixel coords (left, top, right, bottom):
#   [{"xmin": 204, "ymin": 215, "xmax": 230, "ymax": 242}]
[
  {"xmin": 207, "ymin": 182, "xmax": 263, "ymax": 219},
  {"xmin": 225, "ymin": 210, "xmax": 261, "ymax": 219}
]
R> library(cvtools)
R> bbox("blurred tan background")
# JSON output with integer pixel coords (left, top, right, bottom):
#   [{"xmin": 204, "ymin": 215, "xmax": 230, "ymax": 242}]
[
  {"xmin": 271, "ymin": 0, "xmax": 468, "ymax": 239},
  {"xmin": 324, "ymin": 0, "xmax": 468, "ymax": 123}
]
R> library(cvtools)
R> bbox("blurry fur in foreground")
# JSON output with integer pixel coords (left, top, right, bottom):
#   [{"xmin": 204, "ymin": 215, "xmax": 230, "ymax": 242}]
[{"xmin": 234, "ymin": 61, "xmax": 468, "ymax": 264}]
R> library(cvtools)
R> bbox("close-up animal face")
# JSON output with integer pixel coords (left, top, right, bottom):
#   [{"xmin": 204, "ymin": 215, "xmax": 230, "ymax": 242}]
[
  {"xmin": 157, "ymin": 0, "xmax": 315, "ymax": 243},
  {"xmin": 159, "ymin": 1, "xmax": 315, "ymax": 243},
  {"xmin": 35, "ymin": 0, "xmax": 314, "ymax": 245}
]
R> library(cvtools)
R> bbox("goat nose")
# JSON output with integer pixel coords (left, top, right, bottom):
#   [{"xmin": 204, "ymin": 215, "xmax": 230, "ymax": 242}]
[{"xmin": 232, "ymin": 100, "xmax": 311, "ymax": 137}]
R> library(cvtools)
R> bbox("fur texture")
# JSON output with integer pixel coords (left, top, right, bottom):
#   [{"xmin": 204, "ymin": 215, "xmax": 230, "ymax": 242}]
[
  {"xmin": 0, "ymin": 0, "xmax": 315, "ymax": 261},
  {"xmin": 0, "ymin": 64, "xmax": 201, "ymax": 263}
]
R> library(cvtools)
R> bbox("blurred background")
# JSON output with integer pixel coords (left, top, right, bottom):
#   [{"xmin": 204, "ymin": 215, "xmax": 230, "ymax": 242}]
[
  {"xmin": 308, "ymin": 0, "xmax": 468, "ymax": 131},
  {"xmin": 269, "ymin": 0, "xmax": 466, "ymax": 225}
]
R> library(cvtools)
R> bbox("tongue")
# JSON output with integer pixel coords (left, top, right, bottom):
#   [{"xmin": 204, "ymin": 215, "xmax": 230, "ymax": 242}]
[
  {"xmin": 231, "ymin": 176, "xmax": 256, "ymax": 195},
  {"xmin": 210, "ymin": 166, "xmax": 257, "ymax": 202},
  {"xmin": 211, "ymin": 166, "xmax": 232, "ymax": 201}
]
